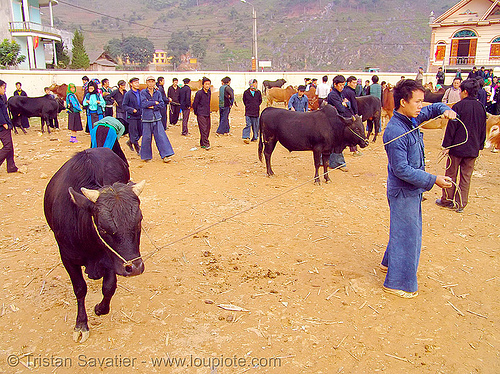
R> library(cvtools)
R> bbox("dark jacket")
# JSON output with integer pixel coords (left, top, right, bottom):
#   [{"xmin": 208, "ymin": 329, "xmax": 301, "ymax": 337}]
[
  {"xmin": 158, "ymin": 85, "xmax": 168, "ymax": 103},
  {"xmin": 242, "ymin": 88, "xmax": 262, "ymax": 117},
  {"xmin": 140, "ymin": 88, "xmax": 165, "ymax": 122},
  {"xmin": 443, "ymin": 96, "xmax": 486, "ymax": 158},
  {"xmin": 110, "ymin": 88, "xmax": 127, "ymax": 119},
  {"xmin": 327, "ymin": 89, "xmax": 351, "ymax": 117},
  {"xmin": 219, "ymin": 85, "xmax": 234, "ymax": 108},
  {"xmin": 167, "ymin": 85, "xmax": 180, "ymax": 105},
  {"xmin": 383, "ymin": 103, "xmax": 449, "ymax": 197},
  {"xmin": 122, "ymin": 89, "xmax": 142, "ymax": 119},
  {"xmin": 477, "ymin": 88, "xmax": 487, "ymax": 108},
  {"xmin": 0, "ymin": 95, "xmax": 12, "ymax": 130},
  {"xmin": 341, "ymin": 86, "xmax": 358, "ymax": 115},
  {"xmin": 13, "ymin": 89, "xmax": 27, "ymax": 97},
  {"xmin": 436, "ymin": 71, "xmax": 445, "ymax": 85},
  {"xmin": 192, "ymin": 88, "xmax": 211, "ymax": 117},
  {"xmin": 179, "ymin": 85, "xmax": 192, "ymax": 110}
]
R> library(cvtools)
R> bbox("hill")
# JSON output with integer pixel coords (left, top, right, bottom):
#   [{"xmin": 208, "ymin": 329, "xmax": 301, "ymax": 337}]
[{"xmin": 48, "ymin": 0, "xmax": 458, "ymax": 71}]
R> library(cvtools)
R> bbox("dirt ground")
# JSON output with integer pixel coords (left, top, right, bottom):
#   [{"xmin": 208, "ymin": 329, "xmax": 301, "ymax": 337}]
[{"xmin": 0, "ymin": 102, "xmax": 499, "ymax": 374}]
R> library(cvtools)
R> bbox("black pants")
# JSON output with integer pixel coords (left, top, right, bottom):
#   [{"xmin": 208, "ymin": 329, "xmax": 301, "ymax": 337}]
[
  {"xmin": 160, "ymin": 106, "xmax": 168, "ymax": 130},
  {"xmin": 127, "ymin": 117, "xmax": 142, "ymax": 145},
  {"xmin": 105, "ymin": 107, "xmax": 113, "ymax": 117},
  {"xmin": 0, "ymin": 129, "xmax": 17, "ymax": 172},
  {"xmin": 197, "ymin": 115, "xmax": 211, "ymax": 147},
  {"xmin": 170, "ymin": 104, "xmax": 180, "ymax": 125}
]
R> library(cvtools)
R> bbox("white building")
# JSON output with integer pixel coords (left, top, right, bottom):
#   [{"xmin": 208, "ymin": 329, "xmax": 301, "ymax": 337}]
[
  {"xmin": 429, "ymin": 0, "xmax": 500, "ymax": 73},
  {"xmin": 0, "ymin": 0, "xmax": 62, "ymax": 69}
]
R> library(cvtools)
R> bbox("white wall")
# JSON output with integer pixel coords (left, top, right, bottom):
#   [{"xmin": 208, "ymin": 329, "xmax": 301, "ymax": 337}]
[{"xmin": 0, "ymin": 70, "xmax": 461, "ymax": 97}]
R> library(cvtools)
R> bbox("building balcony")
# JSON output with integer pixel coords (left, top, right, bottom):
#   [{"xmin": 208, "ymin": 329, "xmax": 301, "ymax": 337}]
[
  {"xmin": 432, "ymin": 57, "xmax": 500, "ymax": 69},
  {"xmin": 9, "ymin": 21, "xmax": 62, "ymax": 42}
]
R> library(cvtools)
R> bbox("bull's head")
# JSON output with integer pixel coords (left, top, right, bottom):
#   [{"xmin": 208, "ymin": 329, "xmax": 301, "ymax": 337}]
[
  {"xmin": 341, "ymin": 114, "xmax": 369, "ymax": 149},
  {"xmin": 68, "ymin": 181, "xmax": 146, "ymax": 277}
]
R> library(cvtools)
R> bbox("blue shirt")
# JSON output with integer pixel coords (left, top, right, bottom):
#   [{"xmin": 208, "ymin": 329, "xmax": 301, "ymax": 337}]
[
  {"xmin": 383, "ymin": 103, "xmax": 449, "ymax": 197},
  {"xmin": 288, "ymin": 93, "xmax": 309, "ymax": 112}
]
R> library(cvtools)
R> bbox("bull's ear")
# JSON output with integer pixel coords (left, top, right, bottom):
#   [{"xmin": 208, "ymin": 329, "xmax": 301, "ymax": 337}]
[
  {"xmin": 69, "ymin": 187, "xmax": 93, "ymax": 208},
  {"xmin": 129, "ymin": 180, "xmax": 146, "ymax": 197}
]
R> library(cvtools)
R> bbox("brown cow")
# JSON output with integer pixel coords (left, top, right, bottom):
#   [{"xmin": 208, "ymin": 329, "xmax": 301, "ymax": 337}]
[
  {"xmin": 486, "ymin": 125, "xmax": 500, "ymax": 152},
  {"xmin": 304, "ymin": 88, "xmax": 319, "ymax": 110},
  {"xmin": 49, "ymin": 83, "xmax": 85, "ymax": 103},
  {"xmin": 419, "ymin": 102, "xmax": 453, "ymax": 130},
  {"xmin": 486, "ymin": 114, "xmax": 500, "ymax": 137},
  {"xmin": 266, "ymin": 86, "xmax": 297, "ymax": 107},
  {"xmin": 381, "ymin": 86, "xmax": 394, "ymax": 125},
  {"xmin": 187, "ymin": 79, "xmax": 203, "ymax": 92},
  {"xmin": 190, "ymin": 87, "xmax": 219, "ymax": 113}
]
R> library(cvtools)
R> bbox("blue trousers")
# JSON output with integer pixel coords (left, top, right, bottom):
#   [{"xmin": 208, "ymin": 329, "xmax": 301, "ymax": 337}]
[
  {"xmin": 381, "ymin": 193, "xmax": 423, "ymax": 293},
  {"xmin": 140, "ymin": 120, "xmax": 174, "ymax": 160},
  {"xmin": 216, "ymin": 107, "xmax": 231, "ymax": 134},
  {"xmin": 329, "ymin": 152, "xmax": 346, "ymax": 168},
  {"xmin": 243, "ymin": 116, "xmax": 259, "ymax": 140}
]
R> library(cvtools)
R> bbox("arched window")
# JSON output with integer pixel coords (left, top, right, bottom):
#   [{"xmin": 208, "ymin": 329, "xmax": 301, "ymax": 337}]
[
  {"xmin": 435, "ymin": 42, "xmax": 446, "ymax": 61},
  {"xmin": 491, "ymin": 36, "xmax": 500, "ymax": 59},
  {"xmin": 450, "ymin": 29, "xmax": 478, "ymax": 65},
  {"xmin": 453, "ymin": 30, "xmax": 477, "ymax": 38}
]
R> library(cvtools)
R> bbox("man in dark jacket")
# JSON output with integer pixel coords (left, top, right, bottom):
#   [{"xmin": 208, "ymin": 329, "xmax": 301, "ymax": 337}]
[
  {"xmin": 140, "ymin": 76, "xmax": 174, "ymax": 162},
  {"xmin": 167, "ymin": 78, "xmax": 181, "ymax": 126},
  {"xmin": 342, "ymin": 76, "xmax": 361, "ymax": 156},
  {"xmin": 436, "ymin": 79, "xmax": 487, "ymax": 213},
  {"xmin": 242, "ymin": 79, "xmax": 262, "ymax": 143},
  {"xmin": 157, "ymin": 77, "xmax": 168, "ymax": 130},
  {"xmin": 0, "ymin": 80, "xmax": 18, "ymax": 173},
  {"xmin": 327, "ymin": 75, "xmax": 350, "ymax": 171},
  {"xmin": 13, "ymin": 81, "xmax": 30, "ymax": 129},
  {"xmin": 179, "ymin": 78, "xmax": 192, "ymax": 136},
  {"xmin": 216, "ymin": 76, "xmax": 234, "ymax": 135},
  {"xmin": 436, "ymin": 67, "xmax": 445, "ymax": 86},
  {"xmin": 192, "ymin": 77, "xmax": 212, "ymax": 149},
  {"xmin": 122, "ymin": 77, "xmax": 142, "ymax": 154},
  {"xmin": 111, "ymin": 80, "xmax": 127, "ymax": 128}
]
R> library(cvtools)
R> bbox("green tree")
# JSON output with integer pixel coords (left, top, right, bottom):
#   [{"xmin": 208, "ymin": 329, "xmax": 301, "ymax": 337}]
[
  {"xmin": 120, "ymin": 36, "xmax": 155, "ymax": 66},
  {"xmin": 0, "ymin": 39, "xmax": 26, "ymax": 68},
  {"xmin": 55, "ymin": 41, "xmax": 70, "ymax": 68},
  {"xmin": 70, "ymin": 29, "xmax": 90, "ymax": 69},
  {"xmin": 104, "ymin": 38, "xmax": 123, "ymax": 60}
]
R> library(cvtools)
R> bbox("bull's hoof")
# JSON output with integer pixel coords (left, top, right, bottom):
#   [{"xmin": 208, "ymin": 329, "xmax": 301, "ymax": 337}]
[
  {"xmin": 324, "ymin": 178, "xmax": 330, "ymax": 184},
  {"xmin": 266, "ymin": 172, "xmax": 275, "ymax": 177},
  {"xmin": 73, "ymin": 327, "xmax": 90, "ymax": 343},
  {"xmin": 372, "ymin": 138, "xmax": 377, "ymax": 143},
  {"xmin": 314, "ymin": 179, "xmax": 321, "ymax": 185},
  {"xmin": 94, "ymin": 302, "xmax": 110, "ymax": 316}
]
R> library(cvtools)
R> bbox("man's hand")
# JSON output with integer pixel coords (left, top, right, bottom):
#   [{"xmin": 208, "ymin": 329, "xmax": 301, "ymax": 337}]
[
  {"xmin": 133, "ymin": 109, "xmax": 137, "ymax": 113},
  {"xmin": 441, "ymin": 148, "xmax": 450, "ymax": 156},
  {"xmin": 2, "ymin": 124, "xmax": 8, "ymax": 130},
  {"xmin": 442, "ymin": 110, "xmax": 457, "ymax": 120},
  {"xmin": 435, "ymin": 175, "xmax": 452, "ymax": 188}
]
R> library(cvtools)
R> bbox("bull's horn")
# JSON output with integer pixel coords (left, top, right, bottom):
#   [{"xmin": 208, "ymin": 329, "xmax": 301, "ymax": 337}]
[
  {"xmin": 132, "ymin": 180, "xmax": 146, "ymax": 197},
  {"xmin": 81, "ymin": 187, "xmax": 100, "ymax": 203}
]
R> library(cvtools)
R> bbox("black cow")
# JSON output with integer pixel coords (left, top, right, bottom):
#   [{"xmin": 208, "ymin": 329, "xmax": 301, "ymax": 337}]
[
  {"xmin": 356, "ymin": 96, "xmax": 382, "ymax": 142},
  {"xmin": 8, "ymin": 95, "xmax": 65, "ymax": 134},
  {"xmin": 424, "ymin": 89, "xmax": 445, "ymax": 103},
  {"xmin": 44, "ymin": 148, "xmax": 145, "ymax": 343},
  {"xmin": 258, "ymin": 105, "xmax": 368, "ymax": 184},
  {"xmin": 262, "ymin": 78, "xmax": 286, "ymax": 94}
]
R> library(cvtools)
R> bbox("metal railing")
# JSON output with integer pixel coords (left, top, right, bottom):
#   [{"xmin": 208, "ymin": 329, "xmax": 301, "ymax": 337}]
[
  {"xmin": 8, "ymin": 21, "xmax": 61, "ymax": 38},
  {"xmin": 434, "ymin": 56, "xmax": 500, "ymax": 67}
]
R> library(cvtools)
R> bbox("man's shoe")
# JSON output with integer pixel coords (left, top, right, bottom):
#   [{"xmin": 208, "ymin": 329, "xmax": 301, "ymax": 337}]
[
  {"xmin": 7, "ymin": 167, "xmax": 18, "ymax": 173},
  {"xmin": 456, "ymin": 207, "xmax": 464, "ymax": 213},
  {"xmin": 383, "ymin": 286, "xmax": 418, "ymax": 299},
  {"xmin": 435, "ymin": 198, "xmax": 453, "ymax": 209},
  {"xmin": 243, "ymin": 138, "xmax": 250, "ymax": 144},
  {"xmin": 126, "ymin": 139, "xmax": 134, "ymax": 152},
  {"xmin": 163, "ymin": 156, "xmax": 172, "ymax": 163}
]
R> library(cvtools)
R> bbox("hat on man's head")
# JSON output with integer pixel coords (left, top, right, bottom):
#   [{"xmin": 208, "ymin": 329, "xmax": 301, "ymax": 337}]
[
  {"xmin": 183, "ymin": 78, "xmax": 191, "ymax": 84},
  {"xmin": 146, "ymin": 76, "xmax": 156, "ymax": 82},
  {"xmin": 129, "ymin": 77, "xmax": 139, "ymax": 84},
  {"xmin": 297, "ymin": 85, "xmax": 306, "ymax": 92},
  {"xmin": 249, "ymin": 79, "xmax": 257, "ymax": 86},
  {"xmin": 117, "ymin": 80, "xmax": 126, "ymax": 86}
]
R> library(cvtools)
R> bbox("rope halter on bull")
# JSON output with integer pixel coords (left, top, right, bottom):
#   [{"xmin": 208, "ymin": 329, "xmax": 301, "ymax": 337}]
[{"xmin": 81, "ymin": 184, "xmax": 144, "ymax": 267}]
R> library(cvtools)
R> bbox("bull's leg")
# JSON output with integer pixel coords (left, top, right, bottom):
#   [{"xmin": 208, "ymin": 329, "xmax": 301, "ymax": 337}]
[
  {"xmin": 322, "ymin": 153, "xmax": 331, "ymax": 183},
  {"xmin": 373, "ymin": 116, "xmax": 380, "ymax": 143},
  {"xmin": 263, "ymin": 138, "xmax": 277, "ymax": 176},
  {"xmin": 366, "ymin": 120, "xmax": 373, "ymax": 142},
  {"xmin": 313, "ymin": 150, "xmax": 321, "ymax": 185},
  {"xmin": 61, "ymin": 258, "xmax": 89, "ymax": 343},
  {"xmin": 54, "ymin": 117, "xmax": 60, "ymax": 129},
  {"xmin": 94, "ymin": 270, "xmax": 117, "ymax": 316}
]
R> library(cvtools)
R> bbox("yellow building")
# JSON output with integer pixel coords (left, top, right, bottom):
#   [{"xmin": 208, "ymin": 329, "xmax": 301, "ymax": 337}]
[{"xmin": 429, "ymin": 0, "xmax": 500, "ymax": 73}]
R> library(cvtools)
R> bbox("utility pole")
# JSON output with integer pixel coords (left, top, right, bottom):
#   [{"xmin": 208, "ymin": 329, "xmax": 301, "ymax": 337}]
[{"xmin": 241, "ymin": 0, "xmax": 258, "ymax": 71}]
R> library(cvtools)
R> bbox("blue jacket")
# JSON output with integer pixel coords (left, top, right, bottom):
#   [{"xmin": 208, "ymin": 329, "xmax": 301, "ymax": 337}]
[
  {"xmin": 140, "ymin": 88, "xmax": 165, "ymax": 122},
  {"xmin": 122, "ymin": 89, "xmax": 142, "ymax": 119},
  {"xmin": 383, "ymin": 103, "xmax": 449, "ymax": 197},
  {"xmin": 288, "ymin": 93, "xmax": 308, "ymax": 112},
  {"xmin": 327, "ymin": 89, "xmax": 351, "ymax": 117}
]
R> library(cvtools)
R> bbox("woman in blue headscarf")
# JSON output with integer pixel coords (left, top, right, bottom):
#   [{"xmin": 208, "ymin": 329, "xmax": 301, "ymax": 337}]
[
  {"xmin": 82, "ymin": 81, "xmax": 105, "ymax": 132},
  {"xmin": 66, "ymin": 83, "xmax": 83, "ymax": 143}
]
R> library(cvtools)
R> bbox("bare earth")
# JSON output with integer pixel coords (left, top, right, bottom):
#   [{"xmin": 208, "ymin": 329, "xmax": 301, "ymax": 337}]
[{"xmin": 0, "ymin": 103, "xmax": 499, "ymax": 374}]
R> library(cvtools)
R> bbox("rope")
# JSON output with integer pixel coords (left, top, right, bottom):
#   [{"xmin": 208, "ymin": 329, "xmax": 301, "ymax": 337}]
[
  {"xmin": 140, "ymin": 162, "xmax": 346, "ymax": 262},
  {"xmin": 91, "ymin": 216, "xmax": 142, "ymax": 266}
]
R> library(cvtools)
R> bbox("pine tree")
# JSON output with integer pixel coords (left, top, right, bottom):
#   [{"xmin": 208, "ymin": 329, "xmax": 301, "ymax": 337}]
[
  {"xmin": 70, "ymin": 30, "xmax": 89, "ymax": 69},
  {"xmin": 55, "ymin": 41, "xmax": 70, "ymax": 68}
]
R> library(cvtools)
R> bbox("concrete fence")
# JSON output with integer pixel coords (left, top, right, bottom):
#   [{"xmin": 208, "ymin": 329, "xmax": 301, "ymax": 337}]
[{"xmin": 0, "ymin": 69, "xmax": 461, "ymax": 97}]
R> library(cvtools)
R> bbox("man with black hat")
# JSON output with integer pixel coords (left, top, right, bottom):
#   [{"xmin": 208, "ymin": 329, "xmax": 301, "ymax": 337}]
[{"xmin": 111, "ymin": 79, "xmax": 128, "ymax": 127}]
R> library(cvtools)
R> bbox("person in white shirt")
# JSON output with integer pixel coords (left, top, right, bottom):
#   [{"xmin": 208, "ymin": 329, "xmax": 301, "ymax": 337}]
[
  {"xmin": 316, "ymin": 75, "xmax": 330, "ymax": 107},
  {"xmin": 442, "ymin": 77, "xmax": 462, "ymax": 104}
]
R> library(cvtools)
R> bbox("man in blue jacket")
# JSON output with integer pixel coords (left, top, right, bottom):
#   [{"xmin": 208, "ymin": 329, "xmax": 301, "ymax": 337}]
[
  {"xmin": 140, "ymin": 76, "xmax": 174, "ymax": 162},
  {"xmin": 380, "ymin": 79, "xmax": 455, "ymax": 298},
  {"xmin": 122, "ymin": 77, "xmax": 142, "ymax": 155},
  {"xmin": 288, "ymin": 85, "xmax": 309, "ymax": 112}
]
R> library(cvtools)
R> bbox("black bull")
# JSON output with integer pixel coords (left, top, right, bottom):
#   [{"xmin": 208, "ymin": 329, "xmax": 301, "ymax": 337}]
[
  {"xmin": 258, "ymin": 105, "xmax": 368, "ymax": 184},
  {"xmin": 44, "ymin": 148, "xmax": 145, "ymax": 343},
  {"xmin": 8, "ymin": 95, "xmax": 65, "ymax": 134},
  {"xmin": 356, "ymin": 95, "xmax": 382, "ymax": 142}
]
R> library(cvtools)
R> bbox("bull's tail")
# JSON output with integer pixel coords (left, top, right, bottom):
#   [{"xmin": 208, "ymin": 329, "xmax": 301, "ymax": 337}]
[{"xmin": 258, "ymin": 115, "xmax": 264, "ymax": 162}]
